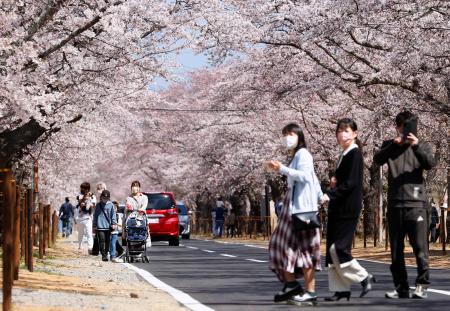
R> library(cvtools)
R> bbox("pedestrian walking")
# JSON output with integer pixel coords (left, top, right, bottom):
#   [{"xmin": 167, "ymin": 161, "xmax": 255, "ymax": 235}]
[
  {"xmin": 265, "ymin": 122, "xmax": 326, "ymax": 306},
  {"xmin": 374, "ymin": 111, "xmax": 436, "ymax": 299},
  {"xmin": 429, "ymin": 201, "xmax": 439, "ymax": 244},
  {"xmin": 226, "ymin": 209, "xmax": 236, "ymax": 238},
  {"xmin": 110, "ymin": 201, "xmax": 124, "ymax": 262},
  {"xmin": 59, "ymin": 197, "xmax": 74, "ymax": 238},
  {"xmin": 91, "ymin": 182, "xmax": 107, "ymax": 256},
  {"xmin": 125, "ymin": 181, "xmax": 150, "ymax": 246},
  {"xmin": 213, "ymin": 197, "xmax": 225, "ymax": 238},
  {"xmin": 323, "ymin": 118, "xmax": 375, "ymax": 302},
  {"xmin": 93, "ymin": 190, "xmax": 117, "ymax": 262},
  {"xmin": 75, "ymin": 182, "xmax": 96, "ymax": 252}
]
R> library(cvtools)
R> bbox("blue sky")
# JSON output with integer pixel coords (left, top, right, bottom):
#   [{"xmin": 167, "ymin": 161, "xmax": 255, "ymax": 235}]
[{"xmin": 150, "ymin": 48, "xmax": 209, "ymax": 91}]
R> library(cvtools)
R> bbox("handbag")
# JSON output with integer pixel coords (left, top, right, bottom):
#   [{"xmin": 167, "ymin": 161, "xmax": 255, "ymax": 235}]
[{"xmin": 291, "ymin": 182, "xmax": 321, "ymax": 231}]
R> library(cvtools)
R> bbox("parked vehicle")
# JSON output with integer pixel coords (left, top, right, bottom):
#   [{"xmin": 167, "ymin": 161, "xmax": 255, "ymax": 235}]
[
  {"xmin": 144, "ymin": 192, "xmax": 179, "ymax": 246},
  {"xmin": 177, "ymin": 201, "xmax": 191, "ymax": 239}
]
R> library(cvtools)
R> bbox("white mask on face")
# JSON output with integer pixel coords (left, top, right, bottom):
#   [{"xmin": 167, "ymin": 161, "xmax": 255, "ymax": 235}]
[
  {"xmin": 283, "ymin": 135, "xmax": 298, "ymax": 150},
  {"xmin": 337, "ymin": 131, "xmax": 355, "ymax": 147},
  {"xmin": 131, "ymin": 186, "xmax": 139, "ymax": 194}
]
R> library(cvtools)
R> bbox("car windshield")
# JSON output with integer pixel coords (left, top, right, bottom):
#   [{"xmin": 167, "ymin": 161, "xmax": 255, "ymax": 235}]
[
  {"xmin": 178, "ymin": 204, "xmax": 187, "ymax": 215},
  {"xmin": 145, "ymin": 194, "xmax": 175, "ymax": 210}
]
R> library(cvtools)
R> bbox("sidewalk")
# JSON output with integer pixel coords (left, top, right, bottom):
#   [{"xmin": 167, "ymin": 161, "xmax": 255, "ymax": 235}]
[{"xmin": 1, "ymin": 234, "xmax": 187, "ymax": 311}]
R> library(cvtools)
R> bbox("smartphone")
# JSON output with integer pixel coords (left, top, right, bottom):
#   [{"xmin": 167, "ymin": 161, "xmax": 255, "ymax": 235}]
[{"xmin": 403, "ymin": 118, "xmax": 418, "ymax": 141}]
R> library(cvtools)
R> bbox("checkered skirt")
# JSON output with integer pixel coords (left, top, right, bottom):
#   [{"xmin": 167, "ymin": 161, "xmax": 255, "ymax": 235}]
[{"xmin": 269, "ymin": 188, "xmax": 321, "ymax": 282}]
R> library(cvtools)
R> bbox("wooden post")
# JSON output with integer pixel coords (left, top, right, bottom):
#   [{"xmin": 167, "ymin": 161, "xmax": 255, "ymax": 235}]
[
  {"xmin": 26, "ymin": 189, "xmax": 34, "ymax": 272},
  {"xmin": 39, "ymin": 203, "xmax": 44, "ymax": 258},
  {"xmin": 1, "ymin": 168, "xmax": 16, "ymax": 311},
  {"xmin": 52, "ymin": 211, "xmax": 58, "ymax": 246},
  {"xmin": 43, "ymin": 204, "xmax": 47, "ymax": 252},
  {"xmin": 13, "ymin": 185, "xmax": 21, "ymax": 280},
  {"xmin": 47, "ymin": 206, "xmax": 52, "ymax": 247},
  {"xmin": 20, "ymin": 188, "xmax": 26, "ymax": 258},
  {"xmin": 23, "ymin": 187, "xmax": 28, "ymax": 265}
]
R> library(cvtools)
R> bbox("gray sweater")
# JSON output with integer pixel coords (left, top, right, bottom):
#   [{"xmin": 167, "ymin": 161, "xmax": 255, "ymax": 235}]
[{"xmin": 374, "ymin": 140, "xmax": 436, "ymax": 208}]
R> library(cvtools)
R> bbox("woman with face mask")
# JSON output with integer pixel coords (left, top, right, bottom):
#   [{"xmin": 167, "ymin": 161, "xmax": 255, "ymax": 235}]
[
  {"xmin": 323, "ymin": 118, "xmax": 375, "ymax": 302},
  {"xmin": 265, "ymin": 123, "xmax": 327, "ymax": 306},
  {"xmin": 125, "ymin": 181, "xmax": 148, "ymax": 212},
  {"xmin": 124, "ymin": 180, "xmax": 150, "ymax": 246}
]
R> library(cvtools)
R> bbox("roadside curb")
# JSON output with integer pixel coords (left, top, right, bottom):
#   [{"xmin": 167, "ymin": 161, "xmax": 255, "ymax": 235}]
[{"xmin": 123, "ymin": 263, "xmax": 215, "ymax": 311}]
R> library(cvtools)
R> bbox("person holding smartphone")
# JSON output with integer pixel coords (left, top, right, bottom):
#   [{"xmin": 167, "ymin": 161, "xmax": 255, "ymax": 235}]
[{"xmin": 374, "ymin": 111, "xmax": 436, "ymax": 299}]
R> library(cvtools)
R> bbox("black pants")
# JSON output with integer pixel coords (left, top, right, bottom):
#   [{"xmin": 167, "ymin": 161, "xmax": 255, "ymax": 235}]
[
  {"xmin": 91, "ymin": 233, "xmax": 99, "ymax": 255},
  {"xmin": 388, "ymin": 207, "xmax": 429, "ymax": 288},
  {"xmin": 97, "ymin": 230, "xmax": 111, "ymax": 258},
  {"xmin": 429, "ymin": 224, "xmax": 438, "ymax": 243},
  {"xmin": 227, "ymin": 225, "xmax": 236, "ymax": 238},
  {"xmin": 326, "ymin": 216, "xmax": 358, "ymax": 266}
]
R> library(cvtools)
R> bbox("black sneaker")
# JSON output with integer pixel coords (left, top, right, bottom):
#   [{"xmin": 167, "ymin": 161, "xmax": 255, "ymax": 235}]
[
  {"xmin": 102, "ymin": 256, "xmax": 108, "ymax": 262},
  {"xmin": 274, "ymin": 283, "xmax": 304, "ymax": 302},
  {"xmin": 385, "ymin": 286, "xmax": 410, "ymax": 299}
]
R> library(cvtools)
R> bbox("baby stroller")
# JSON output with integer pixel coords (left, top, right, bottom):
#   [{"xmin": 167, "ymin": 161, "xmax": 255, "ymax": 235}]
[{"xmin": 124, "ymin": 211, "xmax": 150, "ymax": 263}]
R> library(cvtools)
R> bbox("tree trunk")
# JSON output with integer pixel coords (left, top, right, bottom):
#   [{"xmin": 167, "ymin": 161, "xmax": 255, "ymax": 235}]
[{"xmin": 0, "ymin": 119, "xmax": 46, "ymax": 166}]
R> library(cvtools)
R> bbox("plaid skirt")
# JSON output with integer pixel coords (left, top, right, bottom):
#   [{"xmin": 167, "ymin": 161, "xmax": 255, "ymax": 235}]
[{"xmin": 269, "ymin": 189, "xmax": 321, "ymax": 282}]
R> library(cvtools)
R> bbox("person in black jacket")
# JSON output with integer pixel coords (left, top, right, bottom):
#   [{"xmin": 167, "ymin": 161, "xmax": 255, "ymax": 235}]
[
  {"xmin": 324, "ymin": 118, "xmax": 375, "ymax": 302},
  {"xmin": 374, "ymin": 111, "xmax": 436, "ymax": 299},
  {"xmin": 429, "ymin": 201, "xmax": 439, "ymax": 243}
]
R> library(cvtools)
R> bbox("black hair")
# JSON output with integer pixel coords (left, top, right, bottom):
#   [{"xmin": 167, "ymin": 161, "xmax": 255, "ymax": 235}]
[
  {"xmin": 281, "ymin": 123, "xmax": 307, "ymax": 154},
  {"xmin": 131, "ymin": 180, "xmax": 141, "ymax": 188},
  {"xmin": 65, "ymin": 197, "xmax": 69, "ymax": 202},
  {"xmin": 336, "ymin": 118, "xmax": 362, "ymax": 149},
  {"xmin": 80, "ymin": 182, "xmax": 90, "ymax": 194},
  {"xmin": 395, "ymin": 111, "xmax": 417, "ymax": 127},
  {"xmin": 100, "ymin": 189, "xmax": 110, "ymax": 199}
]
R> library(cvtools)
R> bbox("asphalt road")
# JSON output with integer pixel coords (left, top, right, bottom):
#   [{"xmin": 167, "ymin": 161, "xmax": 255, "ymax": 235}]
[{"xmin": 133, "ymin": 238, "xmax": 450, "ymax": 311}]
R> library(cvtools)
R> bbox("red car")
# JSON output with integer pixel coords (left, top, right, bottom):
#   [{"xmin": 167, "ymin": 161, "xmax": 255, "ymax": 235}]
[{"xmin": 144, "ymin": 192, "xmax": 179, "ymax": 246}]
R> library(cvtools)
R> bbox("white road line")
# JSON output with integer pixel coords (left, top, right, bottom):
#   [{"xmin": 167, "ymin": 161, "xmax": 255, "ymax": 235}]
[
  {"xmin": 246, "ymin": 259, "xmax": 268, "ymax": 263},
  {"xmin": 410, "ymin": 287, "xmax": 450, "ymax": 296},
  {"xmin": 215, "ymin": 241, "xmax": 230, "ymax": 244},
  {"xmin": 244, "ymin": 244, "xmax": 267, "ymax": 250},
  {"xmin": 202, "ymin": 249, "xmax": 215, "ymax": 253},
  {"xmin": 186, "ymin": 246, "xmax": 198, "ymax": 250},
  {"xmin": 220, "ymin": 254, "xmax": 237, "ymax": 258},
  {"xmin": 358, "ymin": 258, "xmax": 419, "ymax": 268},
  {"xmin": 124, "ymin": 263, "xmax": 215, "ymax": 311}
]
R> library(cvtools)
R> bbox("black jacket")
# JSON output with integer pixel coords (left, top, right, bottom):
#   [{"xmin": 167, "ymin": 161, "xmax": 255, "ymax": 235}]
[
  {"xmin": 328, "ymin": 148, "xmax": 364, "ymax": 219},
  {"xmin": 373, "ymin": 140, "xmax": 436, "ymax": 208}
]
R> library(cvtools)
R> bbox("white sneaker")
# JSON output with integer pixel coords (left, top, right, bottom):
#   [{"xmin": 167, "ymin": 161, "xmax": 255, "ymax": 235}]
[
  {"xmin": 412, "ymin": 285, "xmax": 428, "ymax": 299},
  {"xmin": 111, "ymin": 257, "xmax": 124, "ymax": 263},
  {"xmin": 288, "ymin": 292, "xmax": 318, "ymax": 306}
]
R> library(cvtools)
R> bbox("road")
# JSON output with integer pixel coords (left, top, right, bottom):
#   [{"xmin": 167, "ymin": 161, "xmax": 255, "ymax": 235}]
[{"xmin": 132, "ymin": 238, "xmax": 450, "ymax": 311}]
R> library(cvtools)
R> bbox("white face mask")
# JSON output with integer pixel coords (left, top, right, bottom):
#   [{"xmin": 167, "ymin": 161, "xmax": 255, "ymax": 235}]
[
  {"xmin": 337, "ymin": 130, "xmax": 356, "ymax": 148},
  {"xmin": 131, "ymin": 186, "xmax": 140, "ymax": 194},
  {"xmin": 283, "ymin": 135, "xmax": 298, "ymax": 150}
]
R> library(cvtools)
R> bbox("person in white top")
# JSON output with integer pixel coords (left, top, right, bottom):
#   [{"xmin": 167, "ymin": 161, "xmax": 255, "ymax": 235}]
[
  {"xmin": 124, "ymin": 180, "xmax": 150, "ymax": 246},
  {"xmin": 75, "ymin": 182, "xmax": 96, "ymax": 252}
]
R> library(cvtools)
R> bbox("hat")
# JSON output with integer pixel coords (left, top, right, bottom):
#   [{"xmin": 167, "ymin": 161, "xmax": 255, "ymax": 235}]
[{"xmin": 100, "ymin": 190, "xmax": 110, "ymax": 200}]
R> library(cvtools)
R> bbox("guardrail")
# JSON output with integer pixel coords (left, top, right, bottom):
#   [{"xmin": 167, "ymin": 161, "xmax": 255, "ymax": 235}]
[{"xmin": 1, "ymin": 168, "xmax": 56, "ymax": 311}]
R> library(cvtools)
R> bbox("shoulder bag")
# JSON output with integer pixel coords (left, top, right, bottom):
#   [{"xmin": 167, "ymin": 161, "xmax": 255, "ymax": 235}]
[{"xmin": 291, "ymin": 180, "xmax": 321, "ymax": 232}]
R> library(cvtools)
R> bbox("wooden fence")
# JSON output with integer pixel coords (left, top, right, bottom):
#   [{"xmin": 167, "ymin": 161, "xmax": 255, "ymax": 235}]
[{"xmin": 1, "ymin": 168, "xmax": 57, "ymax": 311}]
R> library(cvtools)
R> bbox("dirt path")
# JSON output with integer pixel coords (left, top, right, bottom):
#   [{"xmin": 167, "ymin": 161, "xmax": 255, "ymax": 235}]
[{"xmin": 1, "ymin": 236, "xmax": 187, "ymax": 311}]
